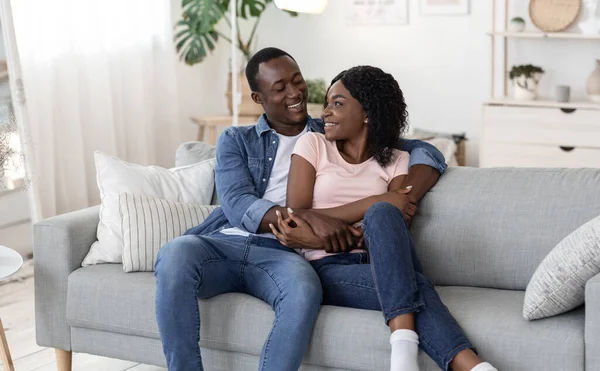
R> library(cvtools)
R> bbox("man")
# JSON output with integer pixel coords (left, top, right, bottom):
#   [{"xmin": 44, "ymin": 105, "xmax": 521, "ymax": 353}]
[{"xmin": 154, "ymin": 47, "xmax": 446, "ymax": 371}]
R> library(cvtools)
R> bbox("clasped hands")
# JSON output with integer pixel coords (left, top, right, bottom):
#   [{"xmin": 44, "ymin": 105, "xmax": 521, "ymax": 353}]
[{"xmin": 269, "ymin": 186, "xmax": 416, "ymax": 253}]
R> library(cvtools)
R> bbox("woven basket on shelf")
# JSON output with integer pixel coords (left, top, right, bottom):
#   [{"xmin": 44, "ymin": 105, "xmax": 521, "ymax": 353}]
[{"xmin": 529, "ymin": 0, "xmax": 581, "ymax": 32}]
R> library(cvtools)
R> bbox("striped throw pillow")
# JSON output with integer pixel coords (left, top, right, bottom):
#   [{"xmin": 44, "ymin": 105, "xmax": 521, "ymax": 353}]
[{"xmin": 119, "ymin": 193, "xmax": 218, "ymax": 272}]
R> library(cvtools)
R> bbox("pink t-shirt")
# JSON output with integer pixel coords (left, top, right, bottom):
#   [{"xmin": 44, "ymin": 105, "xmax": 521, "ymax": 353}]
[{"xmin": 292, "ymin": 132, "xmax": 410, "ymax": 261}]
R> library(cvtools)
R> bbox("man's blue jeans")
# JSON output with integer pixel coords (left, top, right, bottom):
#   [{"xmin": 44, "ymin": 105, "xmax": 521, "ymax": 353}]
[
  {"xmin": 154, "ymin": 233, "xmax": 323, "ymax": 371},
  {"xmin": 310, "ymin": 202, "xmax": 474, "ymax": 371}
]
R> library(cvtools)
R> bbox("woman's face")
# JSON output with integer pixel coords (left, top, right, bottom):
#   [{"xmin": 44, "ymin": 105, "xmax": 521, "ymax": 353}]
[{"xmin": 321, "ymin": 80, "xmax": 367, "ymax": 142}]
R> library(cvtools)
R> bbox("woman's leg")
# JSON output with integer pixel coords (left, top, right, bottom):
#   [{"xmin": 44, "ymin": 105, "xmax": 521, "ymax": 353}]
[
  {"xmin": 363, "ymin": 202, "xmax": 489, "ymax": 371},
  {"xmin": 312, "ymin": 202, "xmax": 491, "ymax": 371}
]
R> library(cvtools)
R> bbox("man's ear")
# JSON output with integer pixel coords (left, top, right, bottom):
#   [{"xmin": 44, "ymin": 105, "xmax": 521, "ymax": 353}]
[{"xmin": 251, "ymin": 92, "xmax": 263, "ymax": 105}]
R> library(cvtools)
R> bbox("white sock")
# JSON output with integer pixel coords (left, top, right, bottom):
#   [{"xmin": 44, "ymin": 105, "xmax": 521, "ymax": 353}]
[
  {"xmin": 390, "ymin": 329, "xmax": 419, "ymax": 371},
  {"xmin": 471, "ymin": 362, "xmax": 498, "ymax": 371}
]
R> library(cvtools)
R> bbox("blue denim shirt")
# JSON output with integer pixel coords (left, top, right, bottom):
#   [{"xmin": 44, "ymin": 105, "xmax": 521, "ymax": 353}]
[{"xmin": 184, "ymin": 114, "xmax": 447, "ymax": 236}]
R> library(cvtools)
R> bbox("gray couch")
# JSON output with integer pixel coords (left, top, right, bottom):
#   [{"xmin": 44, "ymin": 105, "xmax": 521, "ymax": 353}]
[{"xmin": 34, "ymin": 142, "xmax": 600, "ymax": 370}]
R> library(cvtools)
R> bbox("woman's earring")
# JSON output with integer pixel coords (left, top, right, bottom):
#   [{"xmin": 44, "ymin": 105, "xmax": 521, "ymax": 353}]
[{"xmin": 364, "ymin": 118, "xmax": 368, "ymax": 123}]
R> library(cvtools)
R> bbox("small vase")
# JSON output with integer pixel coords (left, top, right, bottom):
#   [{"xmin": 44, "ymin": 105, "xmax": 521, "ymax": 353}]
[
  {"xmin": 586, "ymin": 59, "xmax": 600, "ymax": 103},
  {"xmin": 578, "ymin": 0, "xmax": 600, "ymax": 34}
]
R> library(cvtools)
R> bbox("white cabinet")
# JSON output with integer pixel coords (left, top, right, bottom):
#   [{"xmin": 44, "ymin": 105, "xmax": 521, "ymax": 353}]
[{"xmin": 480, "ymin": 104, "xmax": 600, "ymax": 168}]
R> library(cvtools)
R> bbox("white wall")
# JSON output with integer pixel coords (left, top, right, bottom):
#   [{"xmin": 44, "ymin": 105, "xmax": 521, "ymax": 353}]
[
  {"xmin": 172, "ymin": 0, "xmax": 600, "ymax": 166},
  {"xmin": 171, "ymin": 0, "xmax": 233, "ymax": 142}
]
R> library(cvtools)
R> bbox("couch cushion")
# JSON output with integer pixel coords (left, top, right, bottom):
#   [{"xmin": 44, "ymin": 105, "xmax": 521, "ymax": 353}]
[
  {"xmin": 412, "ymin": 167, "xmax": 600, "ymax": 290},
  {"xmin": 67, "ymin": 264, "xmax": 584, "ymax": 370},
  {"xmin": 175, "ymin": 141, "xmax": 218, "ymax": 204}
]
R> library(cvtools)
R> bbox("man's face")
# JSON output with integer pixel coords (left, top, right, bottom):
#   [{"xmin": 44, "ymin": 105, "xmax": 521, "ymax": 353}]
[{"xmin": 252, "ymin": 56, "xmax": 308, "ymax": 126}]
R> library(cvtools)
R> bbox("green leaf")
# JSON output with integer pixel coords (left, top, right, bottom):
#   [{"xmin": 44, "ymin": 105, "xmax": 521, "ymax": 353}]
[
  {"xmin": 175, "ymin": 0, "xmax": 295, "ymax": 64},
  {"xmin": 239, "ymin": 0, "xmax": 267, "ymax": 19},
  {"xmin": 175, "ymin": 0, "xmax": 224, "ymax": 65}
]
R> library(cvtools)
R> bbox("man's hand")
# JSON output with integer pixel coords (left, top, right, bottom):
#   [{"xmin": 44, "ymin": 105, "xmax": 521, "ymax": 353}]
[
  {"xmin": 275, "ymin": 209, "xmax": 361, "ymax": 253},
  {"xmin": 379, "ymin": 186, "xmax": 418, "ymax": 224},
  {"xmin": 296, "ymin": 209, "xmax": 362, "ymax": 253},
  {"xmin": 269, "ymin": 210, "xmax": 323, "ymax": 249}
]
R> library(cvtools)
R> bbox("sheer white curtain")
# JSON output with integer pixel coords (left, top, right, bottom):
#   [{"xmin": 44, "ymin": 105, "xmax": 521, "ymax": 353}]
[{"xmin": 11, "ymin": 0, "xmax": 183, "ymax": 218}]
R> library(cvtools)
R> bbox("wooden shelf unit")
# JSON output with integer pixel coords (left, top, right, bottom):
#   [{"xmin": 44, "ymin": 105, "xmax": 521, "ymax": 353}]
[
  {"xmin": 481, "ymin": 1, "xmax": 600, "ymax": 169},
  {"xmin": 487, "ymin": 31, "xmax": 600, "ymax": 40},
  {"xmin": 486, "ymin": 98, "xmax": 600, "ymax": 110}
]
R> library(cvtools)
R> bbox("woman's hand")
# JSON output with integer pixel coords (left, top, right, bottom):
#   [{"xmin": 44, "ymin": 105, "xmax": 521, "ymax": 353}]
[
  {"xmin": 270, "ymin": 208, "xmax": 362, "ymax": 253},
  {"xmin": 294, "ymin": 209, "xmax": 362, "ymax": 253},
  {"xmin": 269, "ymin": 209, "xmax": 323, "ymax": 250}
]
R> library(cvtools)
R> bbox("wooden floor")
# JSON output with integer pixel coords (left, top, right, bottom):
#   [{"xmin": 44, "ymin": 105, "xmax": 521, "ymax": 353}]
[{"xmin": 0, "ymin": 260, "xmax": 167, "ymax": 371}]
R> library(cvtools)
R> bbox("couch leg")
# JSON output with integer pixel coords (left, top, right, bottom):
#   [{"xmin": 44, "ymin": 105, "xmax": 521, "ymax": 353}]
[{"xmin": 55, "ymin": 349, "xmax": 72, "ymax": 371}]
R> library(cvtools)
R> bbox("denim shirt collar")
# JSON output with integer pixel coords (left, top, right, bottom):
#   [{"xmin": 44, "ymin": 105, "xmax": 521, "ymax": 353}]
[{"xmin": 254, "ymin": 113, "xmax": 323, "ymax": 136}]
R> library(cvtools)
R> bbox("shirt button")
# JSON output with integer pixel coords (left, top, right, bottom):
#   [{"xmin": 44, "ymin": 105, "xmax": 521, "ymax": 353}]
[
  {"xmin": 262, "ymin": 178, "xmax": 266, "ymax": 182},
  {"xmin": 268, "ymin": 158, "xmax": 272, "ymax": 161},
  {"xmin": 272, "ymin": 141, "xmax": 276, "ymax": 144}
]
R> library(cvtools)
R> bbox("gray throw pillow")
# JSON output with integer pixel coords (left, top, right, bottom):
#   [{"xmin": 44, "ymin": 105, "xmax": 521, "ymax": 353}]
[{"xmin": 524, "ymin": 214, "xmax": 600, "ymax": 320}]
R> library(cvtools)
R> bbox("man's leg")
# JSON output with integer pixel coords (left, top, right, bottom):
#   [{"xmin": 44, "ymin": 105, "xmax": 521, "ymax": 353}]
[
  {"xmin": 154, "ymin": 234, "xmax": 245, "ymax": 371},
  {"xmin": 243, "ymin": 236, "xmax": 323, "ymax": 371},
  {"xmin": 311, "ymin": 202, "xmax": 474, "ymax": 371}
]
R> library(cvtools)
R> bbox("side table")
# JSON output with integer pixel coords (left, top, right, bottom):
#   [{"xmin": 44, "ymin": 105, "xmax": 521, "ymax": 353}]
[
  {"xmin": 0, "ymin": 245, "xmax": 23, "ymax": 371},
  {"xmin": 191, "ymin": 115, "xmax": 260, "ymax": 145}
]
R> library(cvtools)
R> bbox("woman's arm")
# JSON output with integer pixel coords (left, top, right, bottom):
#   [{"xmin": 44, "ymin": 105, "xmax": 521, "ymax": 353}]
[
  {"xmin": 287, "ymin": 155, "xmax": 383, "ymax": 224},
  {"xmin": 287, "ymin": 155, "xmax": 409, "ymax": 225},
  {"xmin": 286, "ymin": 154, "xmax": 316, "ymax": 209},
  {"xmin": 283, "ymin": 154, "xmax": 360, "ymax": 252}
]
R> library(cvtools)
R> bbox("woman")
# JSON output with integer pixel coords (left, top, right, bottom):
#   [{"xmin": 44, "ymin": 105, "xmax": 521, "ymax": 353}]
[{"xmin": 270, "ymin": 66, "xmax": 496, "ymax": 371}]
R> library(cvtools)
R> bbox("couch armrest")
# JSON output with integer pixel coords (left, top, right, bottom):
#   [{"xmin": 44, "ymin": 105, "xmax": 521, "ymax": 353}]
[
  {"xmin": 586, "ymin": 272, "xmax": 600, "ymax": 371},
  {"xmin": 34, "ymin": 206, "xmax": 100, "ymax": 350}
]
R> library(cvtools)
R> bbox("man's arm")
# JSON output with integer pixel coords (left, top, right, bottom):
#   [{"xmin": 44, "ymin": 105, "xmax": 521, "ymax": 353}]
[
  {"xmin": 397, "ymin": 138, "xmax": 446, "ymax": 201},
  {"xmin": 215, "ymin": 128, "xmax": 279, "ymax": 233},
  {"xmin": 400, "ymin": 164, "xmax": 440, "ymax": 202},
  {"xmin": 217, "ymin": 131, "xmax": 444, "ymax": 233}
]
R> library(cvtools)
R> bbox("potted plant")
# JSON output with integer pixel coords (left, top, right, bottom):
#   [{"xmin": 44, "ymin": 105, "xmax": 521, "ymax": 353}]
[
  {"xmin": 306, "ymin": 78, "xmax": 326, "ymax": 118},
  {"xmin": 509, "ymin": 16, "xmax": 526, "ymax": 32},
  {"xmin": 509, "ymin": 64, "xmax": 544, "ymax": 101},
  {"xmin": 175, "ymin": 0, "xmax": 297, "ymax": 115}
]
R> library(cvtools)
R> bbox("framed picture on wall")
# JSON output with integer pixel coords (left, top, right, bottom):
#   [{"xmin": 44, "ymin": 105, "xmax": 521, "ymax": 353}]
[
  {"xmin": 420, "ymin": 0, "xmax": 469, "ymax": 15},
  {"xmin": 346, "ymin": 0, "xmax": 409, "ymax": 25}
]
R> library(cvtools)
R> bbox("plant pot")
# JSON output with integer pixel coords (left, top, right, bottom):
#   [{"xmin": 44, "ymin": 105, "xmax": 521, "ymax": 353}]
[
  {"xmin": 226, "ymin": 70, "xmax": 264, "ymax": 117},
  {"xmin": 512, "ymin": 75, "xmax": 540, "ymax": 101},
  {"xmin": 306, "ymin": 103, "xmax": 323, "ymax": 119},
  {"xmin": 514, "ymin": 85, "xmax": 538, "ymax": 100},
  {"xmin": 509, "ymin": 17, "xmax": 526, "ymax": 32},
  {"xmin": 586, "ymin": 59, "xmax": 600, "ymax": 103}
]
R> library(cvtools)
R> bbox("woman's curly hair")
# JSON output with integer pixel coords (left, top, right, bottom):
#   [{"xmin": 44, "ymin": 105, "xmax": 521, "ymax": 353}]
[{"xmin": 328, "ymin": 66, "xmax": 408, "ymax": 167}]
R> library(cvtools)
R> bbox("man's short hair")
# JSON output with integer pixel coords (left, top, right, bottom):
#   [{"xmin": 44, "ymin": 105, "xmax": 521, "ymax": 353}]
[{"xmin": 245, "ymin": 47, "xmax": 296, "ymax": 92}]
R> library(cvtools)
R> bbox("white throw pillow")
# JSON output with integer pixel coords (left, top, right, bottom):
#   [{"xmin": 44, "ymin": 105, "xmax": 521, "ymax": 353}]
[
  {"xmin": 119, "ymin": 193, "xmax": 218, "ymax": 272},
  {"xmin": 524, "ymin": 214, "xmax": 600, "ymax": 320},
  {"xmin": 82, "ymin": 151, "xmax": 215, "ymax": 266}
]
